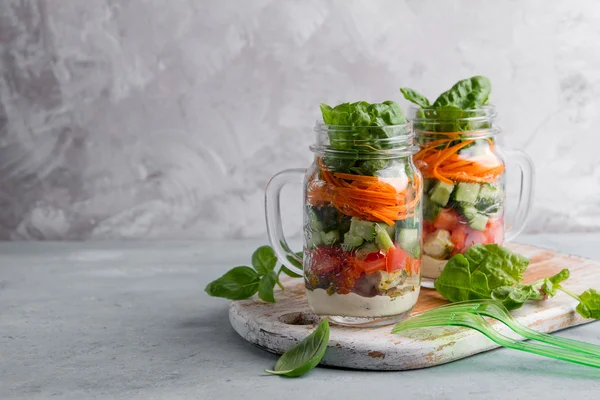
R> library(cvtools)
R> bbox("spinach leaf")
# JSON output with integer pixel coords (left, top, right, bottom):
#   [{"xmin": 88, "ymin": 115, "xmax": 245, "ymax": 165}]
[
  {"xmin": 252, "ymin": 245, "xmax": 278, "ymax": 275},
  {"xmin": 575, "ymin": 289, "xmax": 600, "ymax": 319},
  {"xmin": 432, "ymin": 76, "xmax": 491, "ymax": 109},
  {"xmin": 204, "ymin": 266, "xmax": 260, "ymax": 300},
  {"xmin": 258, "ymin": 271, "xmax": 278, "ymax": 303},
  {"xmin": 265, "ymin": 319, "xmax": 330, "ymax": 377},
  {"xmin": 433, "ymin": 254, "xmax": 491, "ymax": 302},
  {"xmin": 400, "ymin": 87, "xmax": 431, "ymax": 108},
  {"xmin": 435, "ymin": 244, "xmax": 529, "ymax": 303},
  {"xmin": 491, "ymin": 284, "xmax": 543, "ymax": 310},
  {"xmin": 541, "ymin": 268, "xmax": 570, "ymax": 297}
]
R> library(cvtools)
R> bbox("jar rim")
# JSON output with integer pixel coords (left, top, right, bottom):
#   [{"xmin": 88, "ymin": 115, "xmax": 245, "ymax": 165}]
[
  {"xmin": 407, "ymin": 104, "xmax": 498, "ymax": 137},
  {"xmin": 311, "ymin": 120, "xmax": 419, "ymax": 157}
]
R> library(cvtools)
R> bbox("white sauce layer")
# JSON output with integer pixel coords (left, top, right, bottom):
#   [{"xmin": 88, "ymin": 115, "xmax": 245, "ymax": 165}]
[
  {"xmin": 421, "ymin": 255, "xmax": 448, "ymax": 279},
  {"xmin": 306, "ymin": 287, "xmax": 420, "ymax": 318}
]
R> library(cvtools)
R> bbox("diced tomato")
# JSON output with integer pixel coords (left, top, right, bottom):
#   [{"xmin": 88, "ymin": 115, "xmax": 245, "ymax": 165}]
[
  {"xmin": 352, "ymin": 251, "xmax": 386, "ymax": 275},
  {"xmin": 450, "ymin": 223, "xmax": 468, "ymax": 252},
  {"xmin": 309, "ymin": 245, "xmax": 346, "ymax": 276},
  {"xmin": 434, "ymin": 209, "xmax": 460, "ymax": 231},
  {"xmin": 386, "ymin": 245, "xmax": 409, "ymax": 273},
  {"xmin": 423, "ymin": 220, "xmax": 436, "ymax": 234},
  {"xmin": 464, "ymin": 228, "xmax": 487, "ymax": 248},
  {"xmin": 406, "ymin": 257, "xmax": 420, "ymax": 275},
  {"xmin": 485, "ymin": 218, "xmax": 504, "ymax": 245}
]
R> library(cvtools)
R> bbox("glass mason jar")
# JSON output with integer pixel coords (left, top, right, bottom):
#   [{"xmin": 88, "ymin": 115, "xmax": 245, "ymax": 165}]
[
  {"xmin": 407, "ymin": 105, "xmax": 534, "ymax": 286},
  {"xmin": 266, "ymin": 121, "xmax": 422, "ymax": 327}
]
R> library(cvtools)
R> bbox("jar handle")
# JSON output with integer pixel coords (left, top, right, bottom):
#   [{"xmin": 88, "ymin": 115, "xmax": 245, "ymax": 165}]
[
  {"xmin": 503, "ymin": 149, "xmax": 535, "ymax": 242},
  {"xmin": 265, "ymin": 168, "xmax": 306, "ymax": 276}
]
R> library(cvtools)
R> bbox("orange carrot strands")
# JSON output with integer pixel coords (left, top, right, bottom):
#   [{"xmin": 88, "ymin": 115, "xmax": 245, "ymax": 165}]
[
  {"xmin": 307, "ymin": 158, "xmax": 421, "ymax": 224},
  {"xmin": 416, "ymin": 135, "xmax": 503, "ymax": 184}
]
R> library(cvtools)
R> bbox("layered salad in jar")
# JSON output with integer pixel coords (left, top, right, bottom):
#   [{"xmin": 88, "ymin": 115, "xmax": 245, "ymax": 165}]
[
  {"xmin": 303, "ymin": 101, "xmax": 422, "ymax": 321},
  {"xmin": 401, "ymin": 76, "xmax": 505, "ymax": 280}
]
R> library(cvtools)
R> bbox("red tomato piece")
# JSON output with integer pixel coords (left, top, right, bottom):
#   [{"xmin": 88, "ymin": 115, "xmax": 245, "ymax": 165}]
[
  {"xmin": 309, "ymin": 245, "xmax": 345, "ymax": 276},
  {"xmin": 386, "ymin": 245, "xmax": 409, "ymax": 273},
  {"xmin": 353, "ymin": 251, "xmax": 386, "ymax": 275},
  {"xmin": 450, "ymin": 223, "xmax": 468, "ymax": 252},
  {"xmin": 434, "ymin": 209, "xmax": 460, "ymax": 231},
  {"xmin": 485, "ymin": 218, "xmax": 504, "ymax": 245},
  {"xmin": 423, "ymin": 220, "xmax": 436, "ymax": 235},
  {"xmin": 464, "ymin": 228, "xmax": 487, "ymax": 248}
]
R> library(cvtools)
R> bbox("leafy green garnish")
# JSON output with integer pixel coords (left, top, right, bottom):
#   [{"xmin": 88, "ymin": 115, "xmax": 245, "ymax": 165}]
[
  {"xmin": 265, "ymin": 319, "xmax": 330, "ymax": 378},
  {"xmin": 205, "ymin": 245, "xmax": 302, "ymax": 302},
  {"xmin": 400, "ymin": 76, "xmax": 492, "ymax": 133},
  {"xmin": 204, "ymin": 266, "xmax": 261, "ymax": 300},
  {"xmin": 433, "ymin": 244, "xmax": 529, "ymax": 302},
  {"xmin": 575, "ymin": 289, "xmax": 600, "ymax": 319},
  {"xmin": 399, "ymin": 88, "xmax": 430, "ymax": 108},
  {"xmin": 431, "ymin": 76, "xmax": 491, "ymax": 109},
  {"xmin": 319, "ymin": 100, "xmax": 409, "ymax": 174},
  {"xmin": 435, "ymin": 245, "xmax": 600, "ymax": 319}
]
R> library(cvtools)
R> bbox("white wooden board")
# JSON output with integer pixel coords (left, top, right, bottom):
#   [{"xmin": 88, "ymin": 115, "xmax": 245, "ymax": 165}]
[{"xmin": 229, "ymin": 243, "xmax": 600, "ymax": 370}]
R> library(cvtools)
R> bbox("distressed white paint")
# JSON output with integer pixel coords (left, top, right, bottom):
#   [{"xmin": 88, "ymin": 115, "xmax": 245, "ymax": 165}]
[
  {"xmin": 2, "ymin": 1, "xmax": 600, "ymax": 239},
  {"xmin": 229, "ymin": 244, "xmax": 599, "ymax": 370}
]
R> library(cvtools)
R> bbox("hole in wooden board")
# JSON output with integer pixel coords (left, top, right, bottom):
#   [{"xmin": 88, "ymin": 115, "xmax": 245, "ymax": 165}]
[{"xmin": 278, "ymin": 312, "xmax": 320, "ymax": 325}]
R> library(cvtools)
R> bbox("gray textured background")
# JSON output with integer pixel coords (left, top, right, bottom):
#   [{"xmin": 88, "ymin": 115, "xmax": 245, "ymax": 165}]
[{"xmin": 1, "ymin": 0, "xmax": 600, "ymax": 240}]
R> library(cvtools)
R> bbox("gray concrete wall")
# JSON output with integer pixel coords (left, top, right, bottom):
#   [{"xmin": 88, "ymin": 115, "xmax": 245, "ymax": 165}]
[{"xmin": 1, "ymin": 0, "xmax": 600, "ymax": 240}]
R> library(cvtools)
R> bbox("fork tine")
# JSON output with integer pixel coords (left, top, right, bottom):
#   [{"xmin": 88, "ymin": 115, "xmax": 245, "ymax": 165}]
[{"xmin": 393, "ymin": 308, "xmax": 600, "ymax": 369}]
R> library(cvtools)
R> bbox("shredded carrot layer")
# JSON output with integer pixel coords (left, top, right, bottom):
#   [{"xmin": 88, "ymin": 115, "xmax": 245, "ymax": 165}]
[
  {"xmin": 306, "ymin": 159, "xmax": 421, "ymax": 225},
  {"xmin": 414, "ymin": 134, "xmax": 504, "ymax": 184}
]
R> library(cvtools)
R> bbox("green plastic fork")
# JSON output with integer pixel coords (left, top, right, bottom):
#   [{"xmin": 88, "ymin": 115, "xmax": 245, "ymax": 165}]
[
  {"xmin": 392, "ymin": 308, "xmax": 600, "ymax": 369},
  {"xmin": 433, "ymin": 300, "xmax": 600, "ymax": 358}
]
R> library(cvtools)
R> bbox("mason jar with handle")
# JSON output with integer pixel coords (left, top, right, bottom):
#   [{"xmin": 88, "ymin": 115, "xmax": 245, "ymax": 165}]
[
  {"xmin": 407, "ymin": 105, "xmax": 534, "ymax": 287},
  {"xmin": 266, "ymin": 121, "xmax": 422, "ymax": 327}
]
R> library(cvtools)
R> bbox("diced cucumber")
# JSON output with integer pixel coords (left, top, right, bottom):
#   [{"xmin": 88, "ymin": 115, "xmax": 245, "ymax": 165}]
[
  {"xmin": 423, "ymin": 229, "xmax": 454, "ymax": 259},
  {"xmin": 424, "ymin": 178, "xmax": 436, "ymax": 195},
  {"xmin": 453, "ymin": 182, "xmax": 480, "ymax": 204},
  {"xmin": 321, "ymin": 230, "xmax": 340, "ymax": 245},
  {"xmin": 307, "ymin": 231, "xmax": 323, "ymax": 249},
  {"xmin": 343, "ymin": 232, "xmax": 364, "ymax": 249},
  {"xmin": 356, "ymin": 242, "xmax": 380, "ymax": 256},
  {"xmin": 423, "ymin": 195, "xmax": 441, "ymax": 222},
  {"xmin": 459, "ymin": 204, "xmax": 489, "ymax": 231},
  {"xmin": 307, "ymin": 208, "xmax": 324, "ymax": 231},
  {"xmin": 349, "ymin": 218, "xmax": 375, "ymax": 241},
  {"xmin": 374, "ymin": 223, "xmax": 394, "ymax": 251},
  {"xmin": 430, "ymin": 181, "xmax": 455, "ymax": 207},
  {"xmin": 398, "ymin": 228, "xmax": 420, "ymax": 258},
  {"xmin": 478, "ymin": 183, "xmax": 501, "ymax": 201},
  {"xmin": 385, "ymin": 223, "xmax": 396, "ymax": 240}
]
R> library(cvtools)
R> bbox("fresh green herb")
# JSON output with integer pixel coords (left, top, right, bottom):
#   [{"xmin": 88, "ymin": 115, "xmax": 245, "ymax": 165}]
[
  {"xmin": 400, "ymin": 76, "xmax": 492, "ymax": 133},
  {"xmin": 205, "ymin": 245, "xmax": 302, "ymax": 302},
  {"xmin": 431, "ymin": 76, "xmax": 491, "ymax": 109},
  {"xmin": 204, "ymin": 266, "xmax": 261, "ymax": 300},
  {"xmin": 399, "ymin": 88, "xmax": 430, "ymax": 108},
  {"xmin": 435, "ymin": 245, "xmax": 600, "ymax": 319},
  {"xmin": 319, "ymin": 100, "xmax": 409, "ymax": 173},
  {"xmin": 265, "ymin": 319, "xmax": 330, "ymax": 378}
]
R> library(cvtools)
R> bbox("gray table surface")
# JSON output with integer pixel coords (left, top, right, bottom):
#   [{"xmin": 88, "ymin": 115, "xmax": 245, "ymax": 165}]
[{"xmin": 1, "ymin": 234, "xmax": 600, "ymax": 400}]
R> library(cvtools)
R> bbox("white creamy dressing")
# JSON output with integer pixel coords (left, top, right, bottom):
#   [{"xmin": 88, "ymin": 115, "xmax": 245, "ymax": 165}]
[
  {"xmin": 421, "ymin": 255, "xmax": 448, "ymax": 279},
  {"xmin": 306, "ymin": 287, "xmax": 420, "ymax": 317}
]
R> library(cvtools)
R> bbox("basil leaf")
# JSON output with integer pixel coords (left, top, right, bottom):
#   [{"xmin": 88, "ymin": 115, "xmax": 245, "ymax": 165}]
[
  {"xmin": 281, "ymin": 265, "xmax": 303, "ymax": 278},
  {"xmin": 258, "ymin": 271, "xmax": 278, "ymax": 303},
  {"xmin": 400, "ymin": 87, "xmax": 431, "ymax": 108},
  {"xmin": 432, "ymin": 76, "xmax": 491, "ymax": 109},
  {"xmin": 266, "ymin": 319, "xmax": 330, "ymax": 377},
  {"xmin": 204, "ymin": 266, "xmax": 260, "ymax": 300},
  {"xmin": 575, "ymin": 289, "xmax": 600, "ymax": 319},
  {"xmin": 252, "ymin": 246, "xmax": 277, "ymax": 275}
]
